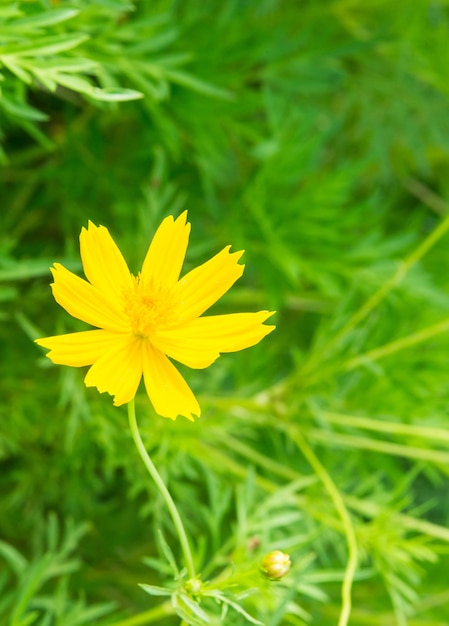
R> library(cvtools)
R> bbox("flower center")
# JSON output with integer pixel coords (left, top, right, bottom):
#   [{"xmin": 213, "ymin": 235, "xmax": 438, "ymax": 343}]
[{"xmin": 123, "ymin": 274, "xmax": 174, "ymax": 338}]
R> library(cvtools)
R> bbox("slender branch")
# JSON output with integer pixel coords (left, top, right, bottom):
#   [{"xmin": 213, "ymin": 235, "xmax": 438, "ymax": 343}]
[
  {"xmin": 330, "ymin": 211, "xmax": 449, "ymax": 355},
  {"xmin": 110, "ymin": 602, "xmax": 173, "ymax": 626},
  {"xmin": 297, "ymin": 211, "xmax": 449, "ymax": 386},
  {"xmin": 127, "ymin": 399, "xmax": 196, "ymax": 580},
  {"xmin": 343, "ymin": 317, "xmax": 449, "ymax": 372},
  {"xmin": 288, "ymin": 426, "xmax": 358, "ymax": 626},
  {"xmin": 404, "ymin": 177, "xmax": 449, "ymax": 216}
]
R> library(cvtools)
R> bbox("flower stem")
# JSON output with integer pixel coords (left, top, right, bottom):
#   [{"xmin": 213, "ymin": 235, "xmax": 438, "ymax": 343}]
[
  {"xmin": 110, "ymin": 602, "xmax": 173, "ymax": 626},
  {"xmin": 287, "ymin": 425, "xmax": 358, "ymax": 626},
  {"xmin": 127, "ymin": 398, "xmax": 196, "ymax": 580}
]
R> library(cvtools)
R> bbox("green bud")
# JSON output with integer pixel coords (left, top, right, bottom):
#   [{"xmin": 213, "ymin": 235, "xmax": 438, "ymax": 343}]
[
  {"xmin": 260, "ymin": 550, "xmax": 291, "ymax": 580},
  {"xmin": 185, "ymin": 576, "xmax": 202, "ymax": 595}
]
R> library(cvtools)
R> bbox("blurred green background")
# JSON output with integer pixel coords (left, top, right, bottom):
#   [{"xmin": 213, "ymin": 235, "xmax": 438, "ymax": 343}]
[{"xmin": 2, "ymin": 1, "xmax": 449, "ymax": 624}]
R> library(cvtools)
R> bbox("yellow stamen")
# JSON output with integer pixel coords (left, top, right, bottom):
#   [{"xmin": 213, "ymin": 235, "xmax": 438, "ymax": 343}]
[{"xmin": 123, "ymin": 274, "xmax": 175, "ymax": 338}]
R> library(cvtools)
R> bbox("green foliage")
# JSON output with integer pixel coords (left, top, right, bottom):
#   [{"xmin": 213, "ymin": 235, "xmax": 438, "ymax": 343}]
[
  {"xmin": 2, "ymin": 0, "xmax": 449, "ymax": 625},
  {"xmin": 0, "ymin": 514, "xmax": 115, "ymax": 625}
]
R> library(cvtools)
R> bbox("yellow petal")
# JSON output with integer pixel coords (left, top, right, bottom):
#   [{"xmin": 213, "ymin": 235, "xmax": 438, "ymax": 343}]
[
  {"xmin": 172, "ymin": 246, "xmax": 244, "ymax": 322},
  {"xmin": 141, "ymin": 211, "xmax": 190, "ymax": 288},
  {"xmin": 151, "ymin": 311, "xmax": 275, "ymax": 369},
  {"xmin": 84, "ymin": 334, "xmax": 142, "ymax": 406},
  {"xmin": 35, "ymin": 329, "xmax": 120, "ymax": 366},
  {"xmin": 80, "ymin": 222, "xmax": 133, "ymax": 302},
  {"xmin": 51, "ymin": 263, "xmax": 129, "ymax": 332},
  {"xmin": 142, "ymin": 342, "xmax": 200, "ymax": 420}
]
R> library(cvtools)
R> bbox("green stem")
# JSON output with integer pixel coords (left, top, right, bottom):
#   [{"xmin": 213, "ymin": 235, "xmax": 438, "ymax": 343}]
[
  {"xmin": 321, "ymin": 410, "xmax": 449, "ymax": 442},
  {"xmin": 328, "ymin": 211, "xmax": 449, "ymax": 356},
  {"xmin": 111, "ymin": 602, "xmax": 173, "ymax": 626},
  {"xmin": 287, "ymin": 426, "xmax": 358, "ymax": 626},
  {"xmin": 343, "ymin": 316, "xmax": 449, "ymax": 372},
  {"xmin": 127, "ymin": 399, "xmax": 195, "ymax": 580},
  {"xmin": 296, "ymin": 210, "xmax": 449, "ymax": 387}
]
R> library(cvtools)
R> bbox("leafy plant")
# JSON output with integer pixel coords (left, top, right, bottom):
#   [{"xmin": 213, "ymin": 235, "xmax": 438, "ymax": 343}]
[
  {"xmin": 0, "ymin": 514, "xmax": 115, "ymax": 626},
  {"xmin": 2, "ymin": 1, "xmax": 449, "ymax": 625}
]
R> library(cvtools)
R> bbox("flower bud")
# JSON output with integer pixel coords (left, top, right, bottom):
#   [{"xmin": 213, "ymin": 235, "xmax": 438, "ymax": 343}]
[
  {"xmin": 260, "ymin": 550, "xmax": 291, "ymax": 580},
  {"xmin": 185, "ymin": 576, "xmax": 202, "ymax": 595}
]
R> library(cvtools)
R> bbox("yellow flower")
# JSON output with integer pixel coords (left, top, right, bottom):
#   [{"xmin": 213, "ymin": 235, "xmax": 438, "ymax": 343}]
[{"xmin": 35, "ymin": 212, "xmax": 275, "ymax": 420}]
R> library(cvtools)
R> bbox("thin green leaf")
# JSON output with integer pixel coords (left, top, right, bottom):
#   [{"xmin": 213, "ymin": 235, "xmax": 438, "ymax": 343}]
[
  {"xmin": 138, "ymin": 583, "xmax": 172, "ymax": 597},
  {"xmin": 207, "ymin": 591, "xmax": 264, "ymax": 626},
  {"xmin": 9, "ymin": 555, "xmax": 52, "ymax": 626},
  {"xmin": 0, "ymin": 541, "xmax": 28, "ymax": 576},
  {"xmin": 30, "ymin": 57, "xmax": 97, "ymax": 73},
  {"xmin": 0, "ymin": 259, "xmax": 79, "ymax": 281},
  {"xmin": 0, "ymin": 34, "xmax": 88, "ymax": 57},
  {"xmin": 127, "ymin": 28, "xmax": 178, "ymax": 55},
  {"xmin": 50, "ymin": 73, "xmax": 94, "ymax": 95},
  {"xmin": 0, "ymin": 57, "xmax": 31, "ymax": 83},
  {"xmin": 156, "ymin": 529, "xmax": 179, "ymax": 578},
  {"xmin": 0, "ymin": 96, "xmax": 48, "ymax": 121},
  {"xmin": 165, "ymin": 69, "xmax": 233, "ymax": 100},
  {"xmin": 88, "ymin": 87, "xmax": 143, "ymax": 102},
  {"xmin": 14, "ymin": 9, "xmax": 78, "ymax": 29},
  {"xmin": 0, "ymin": 6, "xmax": 22, "ymax": 19},
  {"xmin": 172, "ymin": 591, "xmax": 212, "ymax": 625}
]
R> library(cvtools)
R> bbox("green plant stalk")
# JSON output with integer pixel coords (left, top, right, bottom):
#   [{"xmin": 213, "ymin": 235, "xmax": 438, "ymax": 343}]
[
  {"xmin": 111, "ymin": 602, "xmax": 173, "ymax": 626},
  {"xmin": 201, "ymin": 429, "xmax": 449, "ymax": 543},
  {"xmin": 330, "ymin": 211, "xmax": 449, "ymax": 352},
  {"xmin": 127, "ymin": 399, "xmax": 195, "ymax": 580},
  {"xmin": 286, "ymin": 426, "xmax": 358, "ymax": 626},
  {"xmin": 298, "ymin": 210, "xmax": 449, "ymax": 385},
  {"xmin": 320, "ymin": 411, "xmax": 449, "ymax": 442},
  {"xmin": 345, "ymin": 496, "xmax": 449, "ymax": 543},
  {"xmin": 309, "ymin": 429, "xmax": 449, "ymax": 465},
  {"xmin": 343, "ymin": 317, "xmax": 449, "ymax": 372}
]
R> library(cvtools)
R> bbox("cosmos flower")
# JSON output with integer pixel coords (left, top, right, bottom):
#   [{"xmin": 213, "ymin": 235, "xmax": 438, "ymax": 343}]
[{"xmin": 35, "ymin": 212, "xmax": 275, "ymax": 420}]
